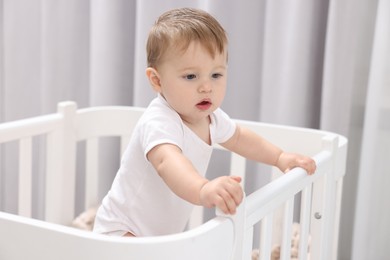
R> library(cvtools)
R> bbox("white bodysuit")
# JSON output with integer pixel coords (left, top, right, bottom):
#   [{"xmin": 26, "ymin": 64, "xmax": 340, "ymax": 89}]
[{"xmin": 93, "ymin": 94, "xmax": 236, "ymax": 236}]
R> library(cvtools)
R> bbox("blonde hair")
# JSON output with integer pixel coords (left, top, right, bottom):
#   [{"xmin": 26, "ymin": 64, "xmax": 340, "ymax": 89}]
[{"xmin": 146, "ymin": 8, "xmax": 228, "ymax": 68}]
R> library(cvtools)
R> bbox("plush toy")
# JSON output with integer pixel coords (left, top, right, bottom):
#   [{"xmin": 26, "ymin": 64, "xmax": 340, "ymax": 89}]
[
  {"xmin": 251, "ymin": 223, "xmax": 311, "ymax": 260},
  {"xmin": 71, "ymin": 206, "xmax": 98, "ymax": 231}
]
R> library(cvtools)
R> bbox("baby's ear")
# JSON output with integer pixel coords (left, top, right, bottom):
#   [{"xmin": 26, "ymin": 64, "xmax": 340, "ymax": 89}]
[{"xmin": 146, "ymin": 67, "xmax": 162, "ymax": 93}]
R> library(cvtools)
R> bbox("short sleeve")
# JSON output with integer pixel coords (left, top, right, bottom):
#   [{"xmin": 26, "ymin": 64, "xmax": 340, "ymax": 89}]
[
  {"xmin": 139, "ymin": 111, "xmax": 184, "ymax": 160},
  {"xmin": 210, "ymin": 108, "xmax": 237, "ymax": 144}
]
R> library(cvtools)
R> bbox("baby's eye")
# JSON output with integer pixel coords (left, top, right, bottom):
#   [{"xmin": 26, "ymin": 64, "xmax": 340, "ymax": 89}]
[
  {"xmin": 184, "ymin": 74, "xmax": 197, "ymax": 80},
  {"xmin": 212, "ymin": 73, "xmax": 223, "ymax": 79}
]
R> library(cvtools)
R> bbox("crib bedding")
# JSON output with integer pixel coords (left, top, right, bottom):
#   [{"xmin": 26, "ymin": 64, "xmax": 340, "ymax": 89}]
[{"xmin": 0, "ymin": 101, "xmax": 347, "ymax": 260}]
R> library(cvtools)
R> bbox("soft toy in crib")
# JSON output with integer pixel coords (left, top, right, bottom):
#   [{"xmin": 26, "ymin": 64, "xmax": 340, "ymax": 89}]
[
  {"xmin": 71, "ymin": 207, "xmax": 98, "ymax": 231},
  {"xmin": 251, "ymin": 223, "xmax": 311, "ymax": 260}
]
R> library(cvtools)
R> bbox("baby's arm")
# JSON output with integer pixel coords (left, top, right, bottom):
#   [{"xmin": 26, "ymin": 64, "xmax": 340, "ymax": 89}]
[
  {"xmin": 147, "ymin": 143, "xmax": 243, "ymax": 214},
  {"xmin": 221, "ymin": 126, "xmax": 316, "ymax": 174}
]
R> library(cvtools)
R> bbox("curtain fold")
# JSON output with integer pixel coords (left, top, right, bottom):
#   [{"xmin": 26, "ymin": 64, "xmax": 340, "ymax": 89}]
[
  {"xmin": 90, "ymin": 0, "xmax": 136, "ymax": 107},
  {"xmin": 352, "ymin": 0, "xmax": 390, "ymax": 258},
  {"xmin": 260, "ymin": 0, "xmax": 327, "ymax": 127},
  {"xmin": 321, "ymin": 0, "xmax": 379, "ymax": 258},
  {"xmin": 2, "ymin": 0, "xmax": 42, "ymax": 121},
  {"xmin": 41, "ymin": 0, "xmax": 90, "ymax": 112},
  {"xmin": 0, "ymin": 1, "xmax": 389, "ymax": 258}
]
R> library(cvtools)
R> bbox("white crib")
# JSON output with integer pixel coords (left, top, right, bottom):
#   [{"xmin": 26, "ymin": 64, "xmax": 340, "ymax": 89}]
[{"xmin": 0, "ymin": 101, "xmax": 347, "ymax": 260}]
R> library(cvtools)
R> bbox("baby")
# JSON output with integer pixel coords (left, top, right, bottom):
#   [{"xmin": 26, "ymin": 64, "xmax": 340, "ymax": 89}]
[{"xmin": 93, "ymin": 7, "xmax": 316, "ymax": 237}]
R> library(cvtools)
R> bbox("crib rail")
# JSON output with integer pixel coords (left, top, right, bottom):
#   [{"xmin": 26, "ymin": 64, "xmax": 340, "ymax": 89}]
[
  {"xmin": 0, "ymin": 101, "xmax": 348, "ymax": 260},
  {"xmin": 0, "ymin": 113, "xmax": 64, "ymax": 218},
  {"xmin": 217, "ymin": 134, "xmax": 346, "ymax": 260},
  {"xmin": 0, "ymin": 102, "xmax": 145, "ymax": 223},
  {"xmin": 0, "ymin": 210, "xmax": 236, "ymax": 260}
]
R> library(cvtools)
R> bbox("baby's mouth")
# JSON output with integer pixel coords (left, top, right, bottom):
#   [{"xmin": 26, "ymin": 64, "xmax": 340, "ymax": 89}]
[{"xmin": 196, "ymin": 99, "xmax": 212, "ymax": 110}]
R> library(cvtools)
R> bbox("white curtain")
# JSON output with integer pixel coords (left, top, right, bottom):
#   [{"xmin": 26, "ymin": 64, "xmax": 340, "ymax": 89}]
[
  {"xmin": 351, "ymin": 0, "xmax": 390, "ymax": 259},
  {"xmin": 0, "ymin": 0, "xmax": 389, "ymax": 259}
]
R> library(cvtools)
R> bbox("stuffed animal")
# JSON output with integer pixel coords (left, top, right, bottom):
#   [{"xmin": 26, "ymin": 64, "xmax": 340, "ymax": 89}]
[{"xmin": 71, "ymin": 206, "xmax": 98, "ymax": 231}]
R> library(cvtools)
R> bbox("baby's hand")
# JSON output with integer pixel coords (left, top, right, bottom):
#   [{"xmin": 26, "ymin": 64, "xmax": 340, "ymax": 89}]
[
  {"xmin": 276, "ymin": 152, "xmax": 316, "ymax": 175},
  {"xmin": 199, "ymin": 176, "xmax": 243, "ymax": 215}
]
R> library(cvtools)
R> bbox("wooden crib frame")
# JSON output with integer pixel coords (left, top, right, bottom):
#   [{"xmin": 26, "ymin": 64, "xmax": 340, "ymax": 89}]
[{"xmin": 0, "ymin": 101, "xmax": 347, "ymax": 260}]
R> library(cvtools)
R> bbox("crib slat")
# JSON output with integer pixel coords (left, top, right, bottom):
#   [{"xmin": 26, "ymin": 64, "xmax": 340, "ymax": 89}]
[
  {"xmin": 18, "ymin": 137, "xmax": 32, "ymax": 217},
  {"xmin": 230, "ymin": 153, "xmax": 246, "ymax": 185},
  {"xmin": 243, "ymin": 226, "xmax": 254, "ymax": 260},
  {"xmin": 323, "ymin": 172, "xmax": 336, "ymax": 260},
  {"xmin": 85, "ymin": 138, "xmax": 99, "ymax": 208},
  {"xmin": 259, "ymin": 213, "xmax": 273, "ymax": 260},
  {"xmin": 299, "ymin": 184, "xmax": 313, "ymax": 260},
  {"xmin": 187, "ymin": 206, "xmax": 204, "ymax": 230},
  {"xmin": 280, "ymin": 197, "xmax": 294, "ymax": 260},
  {"xmin": 331, "ymin": 178, "xmax": 343, "ymax": 260},
  {"xmin": 310, "ymin": 175, "xmax": 325, "ymax": 260},
  {"xmin": 120, "ymin": 135, "xmax": 131, "ymax": 156}
]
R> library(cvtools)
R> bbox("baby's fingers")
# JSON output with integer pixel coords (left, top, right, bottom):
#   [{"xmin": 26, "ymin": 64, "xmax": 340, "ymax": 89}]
[
  {"xmin": 230, "ymin": 175, "xmax": 242, "ymax": 183},
  {"xmin": 300, "ymin": 158, "xmax": 317, "ymax": 175},
  {"xmin": 217, "ymin": 191, "xmax": 237, "ymax": 215},
  {"xmin": 224, "ymin": 178, "xmax": 244, "ymax": 214},
  {"xmin": 200, "ymin": 176, "xmax": 244, "ymax": 214},
  {"xmin": 228, "ymin": 177, "xmax": 244, "ymax": 204}
]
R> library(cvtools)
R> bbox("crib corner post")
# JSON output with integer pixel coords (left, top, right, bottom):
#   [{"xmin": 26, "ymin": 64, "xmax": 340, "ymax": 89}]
[
  {"xmin": 310, "ymin": 134, "xmax": 340, "ymax": 260},
  {"xmin": 45, "ymin": 101, "xmax": 77, "ymax": 225}
]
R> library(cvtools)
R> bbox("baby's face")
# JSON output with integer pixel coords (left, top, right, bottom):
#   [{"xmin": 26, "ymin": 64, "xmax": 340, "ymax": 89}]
[{"xmin": 156, "ymin": 41, "xmax": 228, "ymax": 126}]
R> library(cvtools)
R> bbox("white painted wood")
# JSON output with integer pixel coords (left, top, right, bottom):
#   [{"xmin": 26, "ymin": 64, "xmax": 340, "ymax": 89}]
[
  {"xmin": 242, "ymin": 225, "xmax": 254, "ymax": 260},
  {"xmin": 332, "ymin": 179, "xmax": 344, "ymax": 260},
  {"xmin": 75, "ymin": 106, "xmax": 144, "ymax": 141},
  {"xmin": 320, "ymin": 135, "xmax": 339, "ymax": 260},
  {"xmin": 280, "ymin": 198, "xmax": 294, "ymax": 260},
  {"xmin": 310, "ymin": 175, "xmax": 325, "ymax": 260},
  {"xmin": 260, "ymin": 214, "xmax": 274, "ymax": 260},
  {"xmin": 85, "ymin": 138, "xmax": 99, "ymax": 208},
  {"xmin": 216, "ymin": 198, "xmax": 246, "ymax": 260},
  {"xmin": 299, "ymin": 184, "xmax": 313, "ymax": 260},
  {"xmin": 0, "ymin": 211, "xmax": 234, "ymax": 260},
  {"xmin": 230, "ymin": 153, "xmax": 246, "ymax": 185},
  {"xmin": 18, "ymin": 137, "xmax": 32, "ymax": 217},
  {"xmin": 45, "ymin": 101, "xmax": 77, "ymax": 224},
  {"xmin": 0, "ymin": 114, "xmax": 62, "ymax": 143},
  {"xmin": 187, "ymin": 206, "xmax": 204, "ymax": 230},
  {"xmin": 120, "ymin": 134, "xmax": 131, "ymax": 155},
  {"xmin": 0, "ymin": 102, "xmax": 348, "ymax": 259}
]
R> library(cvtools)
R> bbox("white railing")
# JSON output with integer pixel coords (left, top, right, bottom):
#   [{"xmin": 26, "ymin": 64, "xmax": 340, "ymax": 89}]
[{"xmin": 0, "ymin": 101, "xmax": 347, "ymax": 260}]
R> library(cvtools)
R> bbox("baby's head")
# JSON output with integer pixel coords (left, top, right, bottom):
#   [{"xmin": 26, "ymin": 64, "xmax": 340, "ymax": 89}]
[{"xmin": 146, "ymin": 8, "xmax": 228, "ymax": 69}]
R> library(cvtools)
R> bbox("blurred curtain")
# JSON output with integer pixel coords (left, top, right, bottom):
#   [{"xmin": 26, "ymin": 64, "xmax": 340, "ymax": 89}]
[
  {"xmin": 351, "ymin": 0, "xmax": 390, "ymax": 259},
  {"xmin": 0, "ymin": 0, "xmax": 388, "ymax": 259}
]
